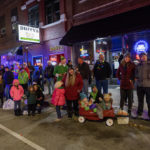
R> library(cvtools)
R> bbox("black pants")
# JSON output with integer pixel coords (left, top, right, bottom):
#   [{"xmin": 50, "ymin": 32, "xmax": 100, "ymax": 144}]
[
  {"xmin": 120, "ymin": 89, "xmax": 133, "ymax": 112},
  {"xmin": 28, "ymin": 104, "xmax": 36, "ymax": 115},
  {"xmin": 56, "ymin": 106, "xmax": 61, "ymax": 118},
  {"xmin": 0, "ymin": 92, "xmax": 4, "ymax": 106},
  {"xmin": 66, "ymin": 100, "xmax": 79, "ymax": 117},
  {"xmin": 137, "ymin": 87, "xmax": 150, "ymax": 117}
]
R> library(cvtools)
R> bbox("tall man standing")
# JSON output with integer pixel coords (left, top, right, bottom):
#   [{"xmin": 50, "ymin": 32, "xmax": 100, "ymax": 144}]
[
  {"xmin": 94, "ymin": 54, "xmax": 112, "ymax": 94},
  {"xmin": 44, "ymin": 61, "xmax": 54, "ymax": 95},
  {"xmin": 135, "ymin": 53, "xmax": 150, "ymax": 118},
  {"xmin": 53, "ymin": 56, "xmax": 68, "ymax": 81},
  {"xmin": 78, "ymin": 57, "xmax": 90, "ymax": 96}
]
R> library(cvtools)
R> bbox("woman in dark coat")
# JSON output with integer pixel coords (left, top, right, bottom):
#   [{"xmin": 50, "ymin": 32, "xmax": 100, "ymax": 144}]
[
  {"xmin": 116, "ymin": 53, "xmax": 135, "ymax": 115},
  {"xmin": 62, "ymin": 67, "xmax": 83, "ymax": 118}
]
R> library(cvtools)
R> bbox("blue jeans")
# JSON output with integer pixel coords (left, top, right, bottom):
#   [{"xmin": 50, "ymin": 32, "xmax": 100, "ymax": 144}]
[
  {"xmin": 96, "ymin": 80, "xmax": 108, "ymax": 94},
  {"xmin": 83, "ymin": 79, "xmax": 89, "ymax": 96},
  {"xmin": 14, "ymin": 101, "xmax": 21, "ymax": 110},
  {"xmin": 56, "ymin": 106, "xmax": 61, "ymax": 118},
  {"xmin": 47, "ymin": 78, "xmax": 54, "ymax": 95},
  {"xmin": 5, "ymin": 84, "xmax": 11, "ymax": 100}
]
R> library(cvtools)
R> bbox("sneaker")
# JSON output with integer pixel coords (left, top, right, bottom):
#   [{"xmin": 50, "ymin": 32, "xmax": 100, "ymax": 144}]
[{"xmin": 55, "ymin": 118, "xmax": 61, "ymax": 122}]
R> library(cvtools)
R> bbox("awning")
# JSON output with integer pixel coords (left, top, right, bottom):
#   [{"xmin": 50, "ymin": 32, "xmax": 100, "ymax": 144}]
[
  {"xmin": 0, "ymin": 46, "xmax": 23, "ymax": 56},
  {"xmin": 60, "ymin": 5, "xmax": 150, "ymax": 46}
]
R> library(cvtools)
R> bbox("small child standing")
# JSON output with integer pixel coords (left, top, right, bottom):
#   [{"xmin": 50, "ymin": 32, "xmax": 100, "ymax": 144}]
[
  {"xmin": 10, "ymin": 79, "xmax": 24, "ymax": 116},
  {"xmin": 0, "ymin": 74, "xmax": 4, "ymax": 107},
  {"xmin": 27, "ymin": 86, "xmax": 37, "ymax": 116},
  {"xmin": 51, "ymin": 81, "xmax": 65, "ymax": 122}
]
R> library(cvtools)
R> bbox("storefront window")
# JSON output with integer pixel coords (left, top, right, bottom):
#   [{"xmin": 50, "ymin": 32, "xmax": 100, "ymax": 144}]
[
  {"xmin": 28, "ymin": 5, "xmax": 39, "ymax": 27},
  {"xmin": 45, "ymin": 0, "xmax": 60, "ymax": 24}
]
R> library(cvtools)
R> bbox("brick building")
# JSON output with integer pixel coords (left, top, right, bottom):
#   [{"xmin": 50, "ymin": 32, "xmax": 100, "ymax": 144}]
[
  {"xmin": 0, "ymin": 0, "xmax": 71, "ymax": 68},
  {"xmin": 60, "ymin": 0, "xmax": 150, "ymax": 76}
]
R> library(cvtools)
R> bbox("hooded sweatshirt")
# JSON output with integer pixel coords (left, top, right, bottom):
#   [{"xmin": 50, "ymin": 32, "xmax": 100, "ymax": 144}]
[{"xmin": 10, "ymin": 79, "xmax": 24, "ymax": 101}]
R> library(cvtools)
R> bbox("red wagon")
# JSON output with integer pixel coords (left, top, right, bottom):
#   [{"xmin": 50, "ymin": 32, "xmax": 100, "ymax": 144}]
[{"xmin": 78, "ymin": 102, "xmax": 115, "ymax": 126}]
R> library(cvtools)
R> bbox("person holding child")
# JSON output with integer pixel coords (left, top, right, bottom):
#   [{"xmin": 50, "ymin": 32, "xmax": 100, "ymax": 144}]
[
  {"xmin": 27, "ymin": 86, "xmax": 37, "ymax": 116},
  {"xmin": 51, "ymin": 81, "xmax": 65, "ymax": 121},
  {"xmin": 10, "ymin": 79, "xmax": 24, "ymax": 116},
  {"xmin": 62, "ymin": 67, "xmax": 83, "ymax": 118}
]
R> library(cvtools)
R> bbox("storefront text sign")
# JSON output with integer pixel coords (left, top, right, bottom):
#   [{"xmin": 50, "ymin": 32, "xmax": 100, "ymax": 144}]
[
  {"xmin": 50, "ymin": 46, "xmax": 64, "ymax": 51},
  {"xmin": 18, "ymin": 25, "xmax": 40, "ymax": 43},
  {"xmin": 134, "ymin": 40, "xmax": 148, "ymax": 54}
]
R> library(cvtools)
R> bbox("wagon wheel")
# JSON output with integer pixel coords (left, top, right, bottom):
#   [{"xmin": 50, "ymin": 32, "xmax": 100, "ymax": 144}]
[
  {"xmin": 106, "ymin": 118, "xmax": 114, "ymax": 126},
  {"xmin": 78, "ymin": 116, "xmax": 86, "ymax": 123}
]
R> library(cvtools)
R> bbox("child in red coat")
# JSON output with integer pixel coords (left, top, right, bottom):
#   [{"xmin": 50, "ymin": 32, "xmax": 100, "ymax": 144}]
[{"xmin": 51, "ymin": 81, "xmax": 65, "ymax": 121}]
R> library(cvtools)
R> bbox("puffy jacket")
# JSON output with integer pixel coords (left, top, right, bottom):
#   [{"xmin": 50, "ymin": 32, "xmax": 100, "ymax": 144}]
[
  {"xmin": 18, "ymin": 71, "xmax": 29, "ymax": 84},
  {"xmin": 51, "ymin": 88, "xmax": 65, "ymax": 106},
  {"xmin": 10, "ymin": 79, "xmax": 24, "ymax": 101},
  {"xmin": 24, "ymin": 67, "xmax": 30, "ymax": 79},
  {"xmin": 116, "ymin": 61, "xmax": 135, "ymax": 89},
  {"xmin": 62, "ymin": 73, "xmax": 83, "ymax": 100}
]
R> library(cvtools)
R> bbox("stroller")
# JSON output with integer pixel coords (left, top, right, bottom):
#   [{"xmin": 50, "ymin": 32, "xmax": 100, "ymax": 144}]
[{"xmin": 78, "ymin": 101, "xmax": 115, "ymax": 126}]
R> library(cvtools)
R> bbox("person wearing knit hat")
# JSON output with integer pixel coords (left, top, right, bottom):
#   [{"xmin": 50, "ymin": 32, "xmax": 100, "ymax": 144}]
[
  {"xmin": 116, "ymin": 51, "xmax": 135, "ymax": 116},
  {"xmin": 135, "ymin": 53, "xmax": 150, "ymax": 119},
  {"xmin": 53, "ymin": 56, "xmax": 68, "ymax": 81}
]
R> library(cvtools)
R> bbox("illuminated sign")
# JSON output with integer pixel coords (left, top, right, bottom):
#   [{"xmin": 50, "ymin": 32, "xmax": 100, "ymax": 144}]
[
  {"xmin": 18, "ymin": 25, "xmax": 40, "ymax": 43},
  {"xmin": 50, "ymin": 46, "xmax": 64, "ymax": 51},
  {"xmin": 80, "ymin": 48, "xmax": 89, "ymax": 57},
  {"xmin": 134, "ymin": 40, "xmax": 148, "ymax": 54}
]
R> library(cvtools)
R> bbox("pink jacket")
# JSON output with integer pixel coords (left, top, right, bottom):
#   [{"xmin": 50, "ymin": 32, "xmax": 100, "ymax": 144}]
[
  {"xmin": 51, "ymin": 88, "xmax": 65, "ymax": 106},
  {"xmin": 10, "ymin": 79, "xmax": 24, "ymax": 101}
]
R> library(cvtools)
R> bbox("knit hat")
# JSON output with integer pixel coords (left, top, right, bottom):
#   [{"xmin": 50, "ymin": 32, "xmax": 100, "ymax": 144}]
[
  {"xmin": 80, "ymin": 93, "xmax": 87, "ymax": 100},
  {"xmin": 124, "ymin": 52, "xmax": 131, "ymax": 58},
  {"xmin": 60, "ymin": 56, "xmax": 65, "ymax": 61}
]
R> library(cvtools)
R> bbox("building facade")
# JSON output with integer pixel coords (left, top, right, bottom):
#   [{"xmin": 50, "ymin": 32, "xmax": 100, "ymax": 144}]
[
  {"xmin": 60, "ymin": 0, "xmax": 150, "ymax": 76},
  {"xmin": 0, "ymin": 0, "xmax": 71, "ymax": 68}
]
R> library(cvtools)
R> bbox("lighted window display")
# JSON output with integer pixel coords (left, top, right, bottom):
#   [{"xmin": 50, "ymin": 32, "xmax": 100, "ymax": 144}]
[{"xmin": 33, "ymin": 56, "xmax": 43, "ymax": 66}]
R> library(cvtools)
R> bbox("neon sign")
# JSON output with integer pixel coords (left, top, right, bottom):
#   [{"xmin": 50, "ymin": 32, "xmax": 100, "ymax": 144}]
[{"xmin": 134, "ymin": 40, "xmax": 148, "ymax": 54}]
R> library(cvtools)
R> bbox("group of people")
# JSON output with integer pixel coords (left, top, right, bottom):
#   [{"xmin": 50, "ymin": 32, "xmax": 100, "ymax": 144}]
[
  {"xmin": 0, "ymin": 52, "xmax": 149, "ymax": 121},
  {"xmin": 117, "ymin": 52, "xmax": 150, "ymax": 118}
]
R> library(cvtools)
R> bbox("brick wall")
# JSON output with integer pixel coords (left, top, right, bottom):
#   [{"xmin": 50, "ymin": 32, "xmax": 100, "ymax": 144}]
[{"xmin": 65, "ymin": 0, "xmax": 150, "ymax": 29}]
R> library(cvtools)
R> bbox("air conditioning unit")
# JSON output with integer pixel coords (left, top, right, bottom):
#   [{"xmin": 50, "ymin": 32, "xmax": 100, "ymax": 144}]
[{"xmin": 0, "ymin": 27, "xmax": 6, "ymax": 35}]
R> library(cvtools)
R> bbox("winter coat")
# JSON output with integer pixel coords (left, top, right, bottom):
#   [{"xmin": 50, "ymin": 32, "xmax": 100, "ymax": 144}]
[
  {"xmin": 27, "ymin": 92, "xmax": 37, "ymax": 105},
  {"xmin": 35, "ymin": 86, "xmax": 44, "ymax": 100},
  {"xmin": 135, "ymin": 61, "xmax": 150, "ymax": 87},
  {"xmin": 51, "ymin": 88, "xmax": 65, "ymax": 106},
  {"xmin": 44, "ymin": 65, "xmax": 54, "ymax": 78},
  {"xmin": 28, "ymin": 65, "xmax": 35, "ymax": 76},
  {"xmin": 18, "ymin": 71, "xmax": 29, "ymax": 85},
  {"xmin": 78, "ymin": 62, "xmax": 90, "ymax": 80},
  {"xmin": 62, "ymin": 73, "xmax": 83, "ymax": 100},
  {"xmin": 3, "ymin": 71, "xmax": 14, "ymax": 85},
  {"xmin": 10, "ymin": 79, "xmax": 24, "ymax": 101},
  {"xmin": 116, "ymin": 61, "xmax": 135, "ymax": 89},
  {"xmin": 33, "ymin": 70, "xmax": 40, "ymax": 83},
  {"xmin": 24, "ymin": 67, "xmax": 30, "ymax": 79},
  {"xmin": 0, "ymin": 79, "xmax": 5, "ymax": 93},
  {"xmin": 94, "ymin": 61, "xmax": 112, "ymax": 80}
]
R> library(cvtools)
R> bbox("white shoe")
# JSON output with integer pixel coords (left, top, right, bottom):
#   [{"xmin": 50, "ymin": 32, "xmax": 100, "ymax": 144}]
[{"xmin": 55, "ymin": 118, "xmax": 61, "ymax": 122}]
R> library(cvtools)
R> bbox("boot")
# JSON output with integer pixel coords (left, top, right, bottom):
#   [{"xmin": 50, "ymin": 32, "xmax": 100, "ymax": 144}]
[
  {"xmin": 14, "ymin": 110, "xmax": 19, "ymax": 116},
  {"xmin": 18, "ymin": 109, "xmax": 22, "ymax": 116}
]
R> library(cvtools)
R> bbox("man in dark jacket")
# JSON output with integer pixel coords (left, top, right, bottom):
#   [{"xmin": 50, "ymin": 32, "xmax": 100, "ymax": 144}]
[
  {"xmin": 135, "ymin": 53, "xmax": 150, "ymax": 119},
  {"xmin": 94, "ymin": 54, "xmax": 112, "ymax": 94},
  {"xmin": 78, "ymin": 57, "xmax": 91, "ymax": 96},
  {"xmin": 44, "ymin": 61, "xmax": 54, "ymax": 95},
  {"xmin": 28, "ymin": 62, "xmax": 35, "ymax": 85},
  {"xmin": 3, "ymin": 67, "xmax": 14, "ymax": 99}
]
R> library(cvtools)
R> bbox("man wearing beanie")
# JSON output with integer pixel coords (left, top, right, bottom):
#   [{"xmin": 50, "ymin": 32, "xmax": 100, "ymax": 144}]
[
  {"xmin": 116, "ymin": 52, "xmax": 135, "ymax": 116},
  {"xmin": 135, "ymin": 53, "xmax": 150, "ymax": 119},
  {"xmin": 53, "ymin": 56, "xmax": 68, "ymax": 81}
]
